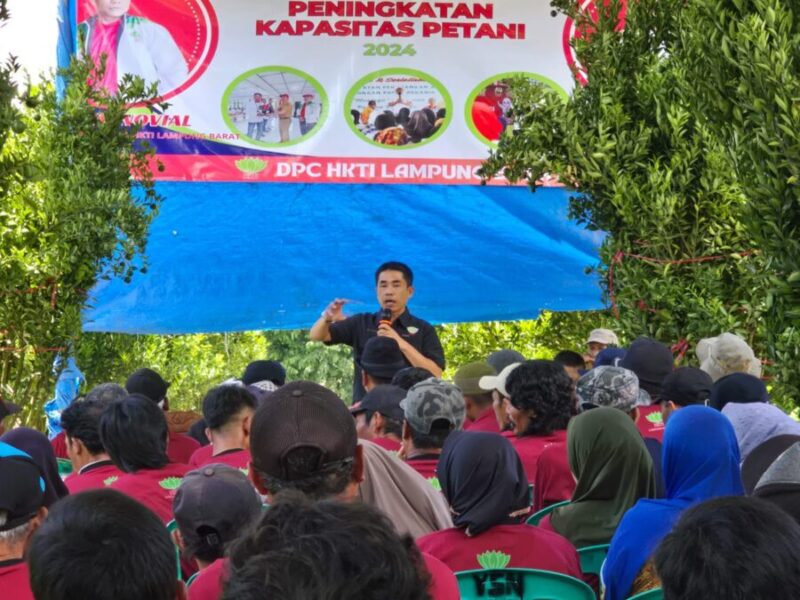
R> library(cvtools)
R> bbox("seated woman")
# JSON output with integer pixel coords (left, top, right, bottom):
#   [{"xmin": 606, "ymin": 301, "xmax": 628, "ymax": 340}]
[
  {"xmin": 539, "ymin": 407, "xmax": 656, "ymax": 548},
  {"xmin": 602, "ymin": 405, "xmax": 743, "ymax": 600},
  {"xmin": 416, "ymin": 431, "xmax": 582, "ymax": 579}
]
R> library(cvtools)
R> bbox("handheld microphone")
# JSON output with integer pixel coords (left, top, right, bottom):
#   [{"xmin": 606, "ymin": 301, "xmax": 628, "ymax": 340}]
[{"xmin": 379, "ymin": 308, "xmax": 393, "ymax": 327}]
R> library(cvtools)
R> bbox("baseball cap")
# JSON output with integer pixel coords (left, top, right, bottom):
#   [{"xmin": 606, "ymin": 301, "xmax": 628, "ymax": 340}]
[
  {"xmin": 619, "ymin": 337, "xmax": 674, "ymax": 397},
  {"xmin": 125, "ymin": 368, "xmax": 169, "ymax": 403},
  {"xmin": 242, "ymin": 360, "xmax": 286, "ymax": 387},
  {"xmin": 250, "ymin": 381, "xmax": 357, "ymax": 481},
  {"xmin": 454, "ymin": 361, "xmax": 496, "ymax": 396},
  {"xmin": 660, "ymin": 367, "xmax": 713, "ymax": 406},
  {"xmin": 173, "ymin": 464, "xmax": 262, "ymax": 558},
  {"xmin": 586, "ymin": 328, "xmax": 619, "ymax": 346},
  {"xmin": 401, "ymin": 378, "xmax": 465, "ymax": 434},
  {"xmin": 708, "ymin": 372, "xmax": 768, "ymax": 411},
  {"xmin": 486, "ymin": 349, "xmax": 525, "ymax": 373},
  {"xmin": 349, "ymin": 385, "xmax": 405, "ymax": 421},
  {"xmin": 478, "ymin": 362, "xmax": 521, "ymax": 398},
  {"xmin": 576, "ymin": 366, "xmax": 646, "ymax": 413},
  {"xmin": 358, "ymin": 337, "xmax": 407, "ymax": 380},
  {"xmin": 593, "ymin": 347, "xmax": 627, "ymax": 367},
  {"xmin": 0, "ymin": 400, "xmax": 21, "ymax": 422},
  {"xmin": 0, "ymin": 455, "xmax": 44, "ymax": 531}
]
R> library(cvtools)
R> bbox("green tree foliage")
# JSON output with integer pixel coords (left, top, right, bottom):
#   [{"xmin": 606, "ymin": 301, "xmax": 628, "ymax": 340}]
[
  {"xmin": 0, "ymin": 47, "xmax": 162, "ymax": 426},
  {"xmin": 678, "ymin": 0, "xmax": 800, "ymax": 401},
  {"xmin": 480, "ymin": 0, "xmax": 766, "ymax": 370}
]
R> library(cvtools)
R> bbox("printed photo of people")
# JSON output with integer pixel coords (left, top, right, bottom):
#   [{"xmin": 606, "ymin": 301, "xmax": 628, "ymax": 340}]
[
  {"xmin": 348, "ymin": 72, "xmax": 449, "ymax": 148},
  {"xmin": 226, "ymin": 70, "xmax": 324, "ymax": 145},
  {"xmin": 77, "ymin": 0, "xmax": 200, "ymax": 98},
  {"xmin": 470, "ymin": 79, "xmax": 515, "ymax": 144}
]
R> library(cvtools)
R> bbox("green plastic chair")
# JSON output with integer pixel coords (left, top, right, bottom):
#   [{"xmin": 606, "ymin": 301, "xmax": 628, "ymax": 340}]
[
  {"xmin": 456, "ymin": 568, "xmax": 595, "ymax": 600},
  {"xmin": 56, "ymin": 458, "xmax": 73, "ymax": 478},
  {"xmin": 577, "ymin": 544, "xmax": 610, "ymax": 577},
  {"xmin": 526, "ymin": 500, "xmax": 570, "ymax": 526},
  {"xmin": 627, "ymin": 589, "xmax": 663, "ymax": 600},
  {"xmin": 166, "ymin": 520, "xmax": 182, "ymax": 581}
]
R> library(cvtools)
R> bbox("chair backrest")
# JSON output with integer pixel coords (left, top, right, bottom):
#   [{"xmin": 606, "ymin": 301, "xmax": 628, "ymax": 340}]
[
  {"xmin": 456, "ymin": 568, "xmax": 595, "ymax": 600},
  {"xmin": 577, "ymin": 544, "xmax": 610, "ymax": 577},
  {"xmin": 165, "ymin": 520, "xmax": 182, "ymax": 581},
  {"xmin": 627, "ymin": 588, "xmax": 663, "ymax": 600},
  {"xmin": 526, "ymin": 500, "xmax": 570, "ymax": 526}
]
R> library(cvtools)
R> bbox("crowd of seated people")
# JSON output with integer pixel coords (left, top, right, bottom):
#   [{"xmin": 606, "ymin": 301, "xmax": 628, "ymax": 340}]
[{"xmin": 1, "ymin": 326, "xmax": 799, "ymax": 600}]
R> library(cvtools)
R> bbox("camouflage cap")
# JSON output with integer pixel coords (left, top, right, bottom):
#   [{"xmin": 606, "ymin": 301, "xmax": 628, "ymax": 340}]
[
  {"xmin": 576, "ymin": 366, "xmax": 646, "ymax": 413},
  {"xmin": 400, "ymin": 378, "xmax": 466, "ymax": 434}
]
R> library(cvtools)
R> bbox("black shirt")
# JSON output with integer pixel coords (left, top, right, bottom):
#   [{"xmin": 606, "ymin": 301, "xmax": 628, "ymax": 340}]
[{"xmin": 327, "ymin": 308, "xmax": 445, "ymax": 402}]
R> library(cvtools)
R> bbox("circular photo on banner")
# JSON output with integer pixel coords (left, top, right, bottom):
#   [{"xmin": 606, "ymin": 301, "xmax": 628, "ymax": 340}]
[
  {"xmin": 76, "ymin": 0, "xmax": 218, "ymax": 101},
  {"xmin": 221, "ymin": 67, "xmax": 328, "ymax": 148},
  {"xmin": 465, "ymin": 73, "xmax": 568, "ymax": 146},
  {"xmin": 345, "ymin": 69, "xmax": 452, "ymax": 149}
]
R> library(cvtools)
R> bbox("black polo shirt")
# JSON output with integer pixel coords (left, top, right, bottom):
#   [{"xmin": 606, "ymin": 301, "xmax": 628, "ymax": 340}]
[{"xmin": 326, "ymin": 308, "xmax": 445, "ymax": 402}]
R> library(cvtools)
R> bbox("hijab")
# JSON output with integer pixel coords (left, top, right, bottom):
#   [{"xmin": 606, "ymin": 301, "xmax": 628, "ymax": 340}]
[
  {"xmin": 1, "ymin": 427, "xmax": 69, "ymax": 507},
  {"xmin": 754, "ymin": 442, "xmax": 800, "ymax": 524},
  {"xmin": 358, "ymin": 440, "xmax": 452, "ymax": 538},
  {"xmin": 742, "ymin": 434, "xmax": 800, "ymax": 494},
  {"xmin": 722, "ymin": 402, "xmax": 800, "ymax": 463},
  {"xmin": 602, "ymin": 406, "xmax": 743, "ymax": 600},
  {"xmin": 438, "ymin": 431, "xmax": 530, "ymax": 536},
  {"xmin": 549, "ymin": 407, "xmax": 656, "ymax": 548}
]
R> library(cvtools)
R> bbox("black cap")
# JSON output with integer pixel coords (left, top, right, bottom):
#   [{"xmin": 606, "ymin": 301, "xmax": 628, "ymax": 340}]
[
  {"xmin": 619, "ymin": 337, "xmax": 673, "ymax": 397},
  {"xmin": 125, "ymin": 368, "xmax": 169, "ymax": 403},
  {"xmin": 349, "ymin": 385, "xmax": 405, "ymax": 421},
  {"xmin": 0, "ymin": 400, "xmax": 21, "ymax": 422},
  {"xmin": 660, "ymin": 367, "xmax": 713, "ymax": 406},
  {"xmin": 242, "ymin": 360, "xmax": 286, "ymax": 387},
  {"xmin": 0, "ymin": 456, "xmax": 44, "ymax": 531},
  {"xmin": 358, "ymin": 337, "xmax": 407, "ymax": 380},
  {"xmin": 486, "ymin": 349, "xmax": 525, "ymax": 373},
  {"xmin": 708, "ymin": 372, "xmax": 768, "ymax": 411}
]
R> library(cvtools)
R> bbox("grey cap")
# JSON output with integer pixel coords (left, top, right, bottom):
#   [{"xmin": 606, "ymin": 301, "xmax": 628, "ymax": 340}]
[
  {"xmin": 576, "ymin": 366, "xmax": 647, "ymax": 413},
  {"xmin": 400, "ymin": 378, "xmax": 466, "ymax": 434}
]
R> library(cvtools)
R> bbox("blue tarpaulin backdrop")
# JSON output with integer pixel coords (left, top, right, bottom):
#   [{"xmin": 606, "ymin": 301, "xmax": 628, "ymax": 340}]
[{"xmin": 81, "ymin": 182, "xmax": 605, "ymax": 333}]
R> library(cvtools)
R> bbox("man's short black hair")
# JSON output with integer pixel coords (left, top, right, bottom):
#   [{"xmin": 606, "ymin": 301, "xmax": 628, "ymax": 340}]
[
  {"xmin": 28, "ymin": 489, "xmax": 177, "ymax": 600},
  {"xmin": 99, "ymin": 394, "xmax": 169, "ymax": 473},
  {"xmin": 505, "ymin": 360, "xmax": 573, "ymax": 436},
  {"xmin": 60, "ymin": 398, "xmax": 109, "ymax": 455},
  {"xmin": 375, "ymin": 261, "xmax": 414, "ymax": 286},
  {"xmin": 223, "ymin": 491, "xmax": 431, "ymax": 600},
  {"xmin": 408, "ymin": 419, "xmax": 453, "ymax": 450},
  {"xmin": 391, "ymin": 367, "xmax": 434, "ymax": 391},
  {"xmin": 202, "ymin": 385, "xmax": 257, "ymax": 431},
  {"xmin": 655, "ymin": 496, "xmax": 800, "ymax": 600},
  {"xmin": 553, "ymin": 350, "xmax": 586, "ymax": 369}
]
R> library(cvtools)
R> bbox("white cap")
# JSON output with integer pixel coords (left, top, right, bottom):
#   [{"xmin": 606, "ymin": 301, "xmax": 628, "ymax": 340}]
[
  {"xmin": 697, "ymin": 333, "xmax": 761, "ymax": 381},
  {"xmin": 478, "ymin": 362, "xmax": 521, "ymax": 398},
  {"xmin": 586, "ymin": 328, "xmax": 619, "ymax": 346}
]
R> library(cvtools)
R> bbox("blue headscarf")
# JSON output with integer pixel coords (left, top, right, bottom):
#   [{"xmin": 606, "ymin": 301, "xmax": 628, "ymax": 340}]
[
  {"xmin": 439, "ymin": 431, "xmax": 531, "ymax": 536},
  {"xmin": 602, "ymin": 406, "xmax": 743, "ymax": 600}
]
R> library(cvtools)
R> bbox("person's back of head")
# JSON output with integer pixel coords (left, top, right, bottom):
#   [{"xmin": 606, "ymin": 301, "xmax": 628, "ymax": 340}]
[
  {"xmin": 60, "ymin": 397, "xmax": 110, "ymax": 457},
  {"xmin": 173, "ymin": 465, "xmax": 262, "ymax": 566},
  {"xmin": 248, "ymin": 381, "xmax": 360, "ymax": 501},
  {"xmin": 654, "ymin": 496, "xmax": 800, "ymax": 600},
  {"xmin": 0, "ymin": 455, "xmax": 46, "ymax": 558},
  {"xmin": 99, "ymin": 394, "xmax": 169, "ymax": 473},
  {"xmin": 242, "ymin": 360, "xmax": 286, "ymax": 387},
  {"xmin": 85, "ymin": 382, "xmax": 127, "ymax": 404},
  {"xmin": 202, "ymin": 384, "xmax": 257, "ymax": 432},
  {"xmin": 576, "ymin": 366, "xmax": 643, "ymax": 417},
  {"xmin": 554, "ymin": 350, "xmax": 585, "ymax": 383},
  {"xmin": 505, "ymin": 360, "xmax": 573, "ymax": 436},
  {"xmin": 619, "ymin": 337, "xmax": 673, "ymax": 399},
  {"xmin": 453, "ymin": 361, "xmax": 495, "ymax": 413},
  {"xmin": 360, "ymin": 337, "xmax": 407, "ymax": 388},
  {"xmin": 223, "ymin": 490, "xmax": 431, "ymax": 600},
  {"xmin": 708, "ymin": 372, "xmax": 768, "ymax": 411},
  {"xmin": 391, "ymin": 367, "xmax": 434, "ymax": 391},
  {"xmin": 401, "ymin": 379, "xmax": 465, "ymax": 452},
  {"xmin": 697, "ymin": 332, "xmax": 761, "ymax": 381},
  {"xmin": 486, "ymin": 349, "xmax": 525, "ymax": 373},
  {"xmin": 125, "ymin": 368, "xmax": 170, "ymax": 406},
  {"xmin": 27, "ymin": 489, "xmax": 182, "ymax": 600}
]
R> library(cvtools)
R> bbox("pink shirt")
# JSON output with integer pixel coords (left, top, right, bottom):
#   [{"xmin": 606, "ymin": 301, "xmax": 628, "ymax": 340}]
[
  {"xmin": 65, "ymin": 459, "xmax": 124, "ymax": 494},
  {"xmin": 50, "ymin": 431, "xmax": 68, "ymax": 459},
  {"xmin": 504, "ymin": 429, "xmax": 568, "ymax": 483},
  {"xmin": 417, "ymin": 524, "xmax": 582, "ymax": 578},
  {"xmin": 422, "ymin": 553, "xmax": 460, "ymax": 600},
  {"xmin": 406, "ymin": 456, "xmax": 440, "ymax": 480},
  {"xmin": 189, "ymin": 446, "xmax": 250, "ymax": 471},
  {"xmin": 533, "ymin": 443, "xmax": 575, "ymax": 511},
  {"xmin": 465, "ymin": 408, "xmax": 502, "ymax": 433},
  {"xmin": 168, "ymin": 431, "xmax": 201, "ymax": 466},
  {"xmin": 89, "ymin": 19, "xmax": 121, "ymax": 94},
  {"xmin": 370, "ymin": 436, "xmax": 402, "ymax": 453},
  {"xmin": 188, "ymin": 558, "xmax": 226, "ymax": 600},
  {"xmin": 111, "ymin": 463, "xmax": 190, "ymax": 524},
  {"xmin": 0, "ymin": 560, "xmax": 35, "ymax": 600},
  {"xmin": 635, "ymin": 405, "xmax": 665, "ymax": 442}
]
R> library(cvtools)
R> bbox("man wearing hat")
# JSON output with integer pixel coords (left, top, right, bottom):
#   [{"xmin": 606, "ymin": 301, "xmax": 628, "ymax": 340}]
[
  {"xmin": 299, "ymin": 92, "xmax": 320, "ymax": 135},
  {"xmin": 277, "ymin": 92, "xmax": 293, "ymax": 142},
  {"xmin": 585, "ymin": 328, "xmax": 620, "ymax": 366},
  {"xmin": 455, "ymin": 361, "xmax": 500, "ymax": 433},
  {"xmin": 400, "ymin": 378, "xmax": 465, "ymax": 481},
  {"xmin": 659, "ymin": 367, "xmax": 714, "ymax": 423},
  {"xmin": 125, "ymin": 367, "xmax": 200, "ymax": 464},
  {"xmin": 0, "ymin": 399, "xmax": 21, "ymax": 436},
  {"xmin": 242, "ymin": 360, "xmax": 286, "ymax": 388},
  {"xmin": 0, "ymin": 455, "xmax": 47, "ymax": 599},
  {"xmin": 349, "ymin": 384, "xmax": 406, "ymax": 452},
  {"xmin": 478, "ymin": 362, "xmax": 521, "ymax": 432},
  {"xmin": 172, "ymin": 464, "xmax": 262, "ymax": 599},
  {"xmin": 619, "ymin": 336, "xmax": 674, "ymax": 441}
]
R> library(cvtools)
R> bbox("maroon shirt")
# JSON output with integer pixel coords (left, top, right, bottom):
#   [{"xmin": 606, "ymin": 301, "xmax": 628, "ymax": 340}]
[
  {"xmin": 533, "ymin": 442, "xmax": 575, "ymax": 511},
  {"xmin": 0, "ymin": 559, "xmax": 35, "ymax": 600},
  {"xmin": 188, "ymin": 558, "xmax": 226, "ymax": 600},
  {"xmin": 504, "ymin": 429, "xmax": 568, "ymax": 483},
  {"xmin": 422, "ymin": 553, "xmax": 460, "ymax": 600},
  {"xmin": 370, "ymin": 436, "xmax": 402, "ymax": 453},
  {"xmin": 188, "ymin": 444, "xmax": 213, "ymax": 468},
  {"xmin": 417, "ymin": 524, "xmax": 583, "ymax": 578},
  {"xmin": 465, "ymin": 408, "xmax": 502, "ymax": 434},
  {"xmin": 191, "ymin": 448, "xmax": 250, "ymax": 471},
  {"xmin": 406, "ymin": 455, "xmax": 440, "ymax": 480},
  {"xmin": 50, "ymin": 431, "xmax": 68, "ymax": 459},
  {"xmin": 111, "ymin": 463, "xmax": 190, "ymax": 523},
  {"xmin": 167, "ymin": 431, "xmax": 201, "ymax": 465},
  {"xmin": 65, "ymin": 459, "xmax": 124, "ymax": 494},
  {"xmin": 635, "ymin": 405, "xmax": 665, "ymax": 442}
]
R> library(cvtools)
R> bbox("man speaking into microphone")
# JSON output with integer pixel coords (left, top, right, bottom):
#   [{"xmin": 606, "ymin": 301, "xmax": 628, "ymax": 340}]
[{"xmin": 309, "ymin": 261, "xmax": 445, "ymax": 402}]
